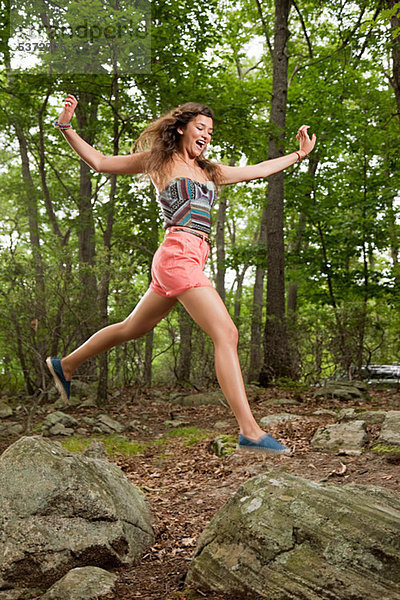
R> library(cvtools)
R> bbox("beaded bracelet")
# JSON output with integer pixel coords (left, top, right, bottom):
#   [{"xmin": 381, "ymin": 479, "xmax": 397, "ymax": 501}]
[
  {"xmin": 295, "ymin": 150, "xmax": 306, "ymax": 162},
  {"xmin": 53, "ymin": 120, "xmax": 72, "ymax": 130}
]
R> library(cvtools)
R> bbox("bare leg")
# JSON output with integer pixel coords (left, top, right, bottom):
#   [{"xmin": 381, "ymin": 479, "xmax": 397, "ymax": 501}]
[
  {"xmin": 61, "ymin": 289, "xmax": 177, "ymax": 380},
  {"xmin": 177, "ymin": 286, "xmax": 265, "ymax": 441}
]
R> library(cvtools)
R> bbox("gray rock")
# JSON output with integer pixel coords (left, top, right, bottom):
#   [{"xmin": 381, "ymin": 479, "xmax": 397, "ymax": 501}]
[
  {"xmin": 78, "ymin": 398, "xmax": 98, "ymax": 408},
  {"xmin": 186, "ymin": 471, "xmax": 400, "ymax": 599},
  {"xmin": 41, "ymin": 566, "xmax": 117, "ymax": 599},
  {"xmin": 48, "ymin": 423, "xmax": 75, "ymax": 436},
  {"xmin": 96, "ymin": 414, "xmax": 125, "ymax": 433},
  {"xmin": 264, "ymin": 398, "xmax": 300, "ymax": 406},
  {"xmin": 0, "ymin": 589, "xmax": 42, "ymax": 599},
  {"xmin": 81, "ymin": 416, "xmax": 96, "ymax": 426},
  {"xmin": 260, "ymin": 413, "xmax": 301, "ymax": 428},
  {"xmin": 377, "ymin": 411, "xmax": 400, "ymax": 446},
  {"xmin": 164, "ymin": 419, "xmax": 189, "ymax": 428},
  {"xmin": 76, "ymin": 428, "xmax": 88, "ymax": 436},
  {"xmin": 0, "ymin": 436, "xmax": 154, "ymax": 590},
  {"xmin": 82, "ymin": 440, "xmax": 108, "ymax": 461},
  {"xmin": 0, "ymin": 402, "xmax": 13, "ymax": 418},
  {"xmin": 313, "ymin": 380, "xmax": 369, "ymax": 402},
  {"xmin": 0, "ymin": 422, "xmax": 24, "ymax": 437},
  {"xmin": 312, "ymin": 409, "xmax": 337, "ymax": 417},
  {"xmin": 93, "ymin": 426, "xmax": 105, "ymax": 434},
  {"xmin": 43, "ymin": 411, "xmax": 79, "ymax": 429},
  {"xmin": 214, "ymin": 421, "xmax": 230, "ymax": 430},
  {"xmin": 245, "ymin": 384, "xmax": 262, "ymax": 394},
  {"xmin": 71, "ymin": 380, "xmax": 96, "ymax": 398},
  {"xmin": 211, "ymin": 435, "xmax": 237, "ymax": 457},
  {"xmin": 170, "ymin": 391, "xmax": 228, "ymax": 407},
  {"xmin": 311, "ymin": 421, "xmax": 368, "ymax": 455},
  {"xmin": 337, "ymin": 408, "xmax": 387, "ymax": 425}
]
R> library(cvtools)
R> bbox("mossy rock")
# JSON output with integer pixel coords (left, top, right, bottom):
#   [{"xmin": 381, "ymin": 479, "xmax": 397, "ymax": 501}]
[
  {"xmin": 170, "ymin": 391, "xmax": 228, "ymax": 407},
  {"xmin": 211, "ymin": 435, "xmax": 237, "ymax": 457},
  {"xmin": 186, "ymin": 470, "xmax": 400, "ymax": 599}
]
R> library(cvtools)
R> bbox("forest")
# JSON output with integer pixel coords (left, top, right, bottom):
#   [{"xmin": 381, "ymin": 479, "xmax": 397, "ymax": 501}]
[{"xmin": 0, "ymin": 0, "xmax": 400, "ymax": 404}]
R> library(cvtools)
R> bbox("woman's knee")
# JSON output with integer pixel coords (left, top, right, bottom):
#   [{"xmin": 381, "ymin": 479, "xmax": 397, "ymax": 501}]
[
  {"xmin": 117, "ymin": 318, "xmax": 141, "ymax": 342},
  {"xmin": 214, "ymin": 321, "xmax": 239, "ymax": 347}
]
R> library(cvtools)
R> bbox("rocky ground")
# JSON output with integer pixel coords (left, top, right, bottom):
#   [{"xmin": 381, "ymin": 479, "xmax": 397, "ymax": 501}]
[{"xmin": 0, "ymin": 383, "xmax": 399, "ymax": 600}]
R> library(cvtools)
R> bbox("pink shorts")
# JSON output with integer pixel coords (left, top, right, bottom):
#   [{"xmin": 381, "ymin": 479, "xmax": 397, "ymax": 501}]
[{"xmin": 150, "ymin": 229, "xmax": 213, "ymax": 298}]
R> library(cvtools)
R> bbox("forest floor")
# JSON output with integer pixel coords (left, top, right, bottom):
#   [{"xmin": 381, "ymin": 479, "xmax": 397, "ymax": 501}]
[{"xmin": 1, "ymin": 384, "xmax": 400, "ymax": 600}]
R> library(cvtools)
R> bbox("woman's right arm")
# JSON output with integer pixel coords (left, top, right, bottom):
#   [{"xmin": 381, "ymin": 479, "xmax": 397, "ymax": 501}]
[
  {"xmin": 60, "ymin": 129, "xmax": 149, "ymax": 174},
  {"xmin": 56, "ymin": 94, "xmax": 149, "ymax": 175}
]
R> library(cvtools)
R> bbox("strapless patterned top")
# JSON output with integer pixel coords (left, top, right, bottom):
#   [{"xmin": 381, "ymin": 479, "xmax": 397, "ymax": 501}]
[{"xmin": 157, "ymin": 177, "xmax": 217, "ymax": 236}]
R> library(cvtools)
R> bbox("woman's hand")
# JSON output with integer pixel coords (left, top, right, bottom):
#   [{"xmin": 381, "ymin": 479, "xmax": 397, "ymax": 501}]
[
  {"xmin": 57, "ymin": 94, "xmax": 78, "ymax": 125},
  {"xmin": 296, "ymin": 125, "xmax": 316, "ymax": 159}
]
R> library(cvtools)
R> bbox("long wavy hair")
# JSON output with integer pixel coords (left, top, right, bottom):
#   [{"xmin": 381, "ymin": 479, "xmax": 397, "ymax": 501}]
[{"xmin": 132, "ymin": 102, "xmax": 222, "ymax": 190}]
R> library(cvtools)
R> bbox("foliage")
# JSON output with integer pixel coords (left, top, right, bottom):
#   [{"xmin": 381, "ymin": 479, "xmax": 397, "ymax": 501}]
[
  {"xmin": 162, "ymin": 426, "xmax": 212, "ymax": 446},
  {"xmin": 61, "ymin": 434, "xmax": 146, "ymax": 456},
  {"xmin": 0, "ymin": 0, "xmax": 399, "ymax": 399}
]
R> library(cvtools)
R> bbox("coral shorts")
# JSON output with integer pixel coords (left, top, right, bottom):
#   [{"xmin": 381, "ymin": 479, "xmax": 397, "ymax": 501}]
[{"xmin": 150, "ymin": 229, "xmax": 213, "ymax": 298}]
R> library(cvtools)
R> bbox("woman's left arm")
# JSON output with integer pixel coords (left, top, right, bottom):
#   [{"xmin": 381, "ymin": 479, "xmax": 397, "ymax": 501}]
[{"xmin": 219, "ymin": 125, "xmax": 316, "ymax": 185}]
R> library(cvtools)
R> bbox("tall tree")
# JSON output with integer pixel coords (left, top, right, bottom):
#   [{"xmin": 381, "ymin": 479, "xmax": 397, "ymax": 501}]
[{"xmin": 259, "ymin": 0, "xmax": 294, "ymax": 385}]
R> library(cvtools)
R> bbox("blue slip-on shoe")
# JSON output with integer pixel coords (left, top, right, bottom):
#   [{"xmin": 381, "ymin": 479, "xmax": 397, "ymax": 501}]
[
  {"xmin": 238, "ymin": 433, "xmax": 291, "ymax": 455},
  {"xmin": 46, "ymin": 357, "xmax": 70, "ymax": 402}
]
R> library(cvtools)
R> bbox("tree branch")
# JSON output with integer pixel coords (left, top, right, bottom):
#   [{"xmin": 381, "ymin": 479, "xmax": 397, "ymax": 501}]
[
  {"xmin": 254, "ymin": 0, "xmax": 273, "ymax": 57},
  {"xmin": 292, "ymin": 0, "xmax": 313, "ymax": 58}
]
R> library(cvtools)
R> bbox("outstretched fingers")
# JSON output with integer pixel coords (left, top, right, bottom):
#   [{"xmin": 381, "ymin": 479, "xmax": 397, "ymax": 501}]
[{"xmin": 296, "ymin": 124, "xmax": 316, "ymax": 157}]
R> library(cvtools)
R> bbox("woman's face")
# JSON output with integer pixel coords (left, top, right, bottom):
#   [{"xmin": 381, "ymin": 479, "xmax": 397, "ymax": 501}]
[{"xmin": 177, "ymin": 114, "xmax": 213, "ymax": 158}]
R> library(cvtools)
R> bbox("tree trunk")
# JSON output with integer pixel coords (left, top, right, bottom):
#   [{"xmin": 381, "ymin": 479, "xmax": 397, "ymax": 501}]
[
  {"xmin": 247, "ymin": 212, "xmax": 267, "ymax": 383},
  {"xmin": 143, "ymin": 195, "xmax": 161, "ymax": 386},
  {"xmin": 215, "ymin": 190, "xmax": 227, "ymax": 303},
  {"xmin": 15, "ymin": 124, "xmax": 47, "ymax": 389},
  {"xmin": 177, "ymin": 307, "xmax": 194, "ymax": 383},
  {"xmin": 74, "ymin": 90, "xmax": 101, "ymax": 381},
  {"xmin": 97, "ymin": 74, "xmax": 119, "ymax": 404},
  {"xmin": 388, "ymin": 0, "xmax": 400, "ymax": 124},
  {"xmin": 215, "ymin": 159, "xmax": 235, "ymax": 302},
  {"xmin": 286, "ymin": 158, "xmax": 318, "ymax": 333},
  {"xmin": 259, "ymin": 0, "xmax": 293, "ymax": 386},
  {"xmin": 233, "ymin": 264, "xmax": 249, "ymax": 325}
]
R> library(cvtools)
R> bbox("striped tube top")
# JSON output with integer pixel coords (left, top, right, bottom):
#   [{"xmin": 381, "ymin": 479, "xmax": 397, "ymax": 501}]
[{"xmin": 157, "ymin": 177, "xmax": 216, "ymax": 235}]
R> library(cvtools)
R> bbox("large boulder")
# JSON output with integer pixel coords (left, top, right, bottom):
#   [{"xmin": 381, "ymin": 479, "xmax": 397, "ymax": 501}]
[
  {"xmin": 0, "ymin": 436, "xmax": 154, "ymax": 592},
  {"xmin": 186, "ymin": 471, "xmax": 400, "ymax": 599}
]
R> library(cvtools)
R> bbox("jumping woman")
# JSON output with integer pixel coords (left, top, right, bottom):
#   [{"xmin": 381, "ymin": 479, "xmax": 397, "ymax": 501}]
[{"xmin": 47, "ymin": 94, "xmax": 316, "ymax": 454}]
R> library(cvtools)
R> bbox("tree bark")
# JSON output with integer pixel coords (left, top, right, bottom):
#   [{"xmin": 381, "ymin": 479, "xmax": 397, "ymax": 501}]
[
  {"xmin": 388, "ymin": 0, "xmax": 400, "ymax": 123},
  {"xmin": 75, "ymin": 90, "xmax": 101, "ymax": 350},
  {"xmin": 215, "ymin": 158, "xmax": 235, "ymax": 302},
  {"xmin": 259, "ymin": 0, "xmax": 294, "ymax": 386},
  {"xmin": 286, "ymin": 157, "xmax": 318, "ymax": 320},
  {"xmin": 233, "ymin": 264, "xmax": 249, "ymax": 325},
  {"xmin": 248, "ymin": 208, "xmax": 268, "ymax": 383},
  {"xmin": 15, "ymin": 124, "xmax": 48, "ymax": 388},
  {"xmin": 143, "ymin": 195, "xmax": 161, "ymax": 386},
  {"xmin": 215, "ymin": 190, "xmax": 227, "ymax": 303},
  {"xmin": 97, "ymin": 74, "xmax": 120, "ymax": 404},
  {"xmin": 177, "ymin": 307, "xmax": 194, "ymax": 383}
]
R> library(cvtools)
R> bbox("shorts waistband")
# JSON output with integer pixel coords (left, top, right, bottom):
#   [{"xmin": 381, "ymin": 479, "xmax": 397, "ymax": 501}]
[{"xmin": 166, "ymin": 226, "xmax": 211, "ymax": 246}]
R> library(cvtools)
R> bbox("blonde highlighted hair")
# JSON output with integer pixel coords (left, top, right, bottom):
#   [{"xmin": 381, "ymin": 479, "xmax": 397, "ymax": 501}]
[{"xmin": 132, "ymin": 102, "xmax": 222, "ymax": 189}]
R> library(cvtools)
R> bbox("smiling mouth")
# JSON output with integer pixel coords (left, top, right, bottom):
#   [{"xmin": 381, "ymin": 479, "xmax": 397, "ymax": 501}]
[{"xmin": 196, "ymin": 140, "xmax": 206, "ymax": 150}]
